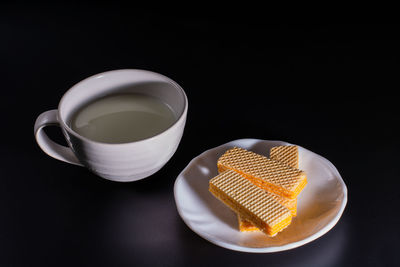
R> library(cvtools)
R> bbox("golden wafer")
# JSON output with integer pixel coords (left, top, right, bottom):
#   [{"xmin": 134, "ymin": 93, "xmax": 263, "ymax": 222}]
[
  {"xmin": 209, "ymin": 169, "xmax": 292, "ymax": 237},
  {"xmin": 218, "ymin": 147, "xmax": 307, "ymax": 199},
  {"xmin": 238, "ymin": 192, "xmax": 297, "ymax": 231}
]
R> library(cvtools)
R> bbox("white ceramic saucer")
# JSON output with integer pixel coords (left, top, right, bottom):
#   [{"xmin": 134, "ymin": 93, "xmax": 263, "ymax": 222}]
[{"xmin": 174, "ymin": 139, "xmax": 347, "ymax": 253}]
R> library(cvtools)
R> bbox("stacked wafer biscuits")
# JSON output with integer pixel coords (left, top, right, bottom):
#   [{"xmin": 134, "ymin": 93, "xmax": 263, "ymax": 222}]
[
  {"xmin": 238, "ymin": 145, "xmax": 300, "ymax": 231},
  {"xmin": 209, "ymin": 145, "xmax": 307, "ymax": 236}
]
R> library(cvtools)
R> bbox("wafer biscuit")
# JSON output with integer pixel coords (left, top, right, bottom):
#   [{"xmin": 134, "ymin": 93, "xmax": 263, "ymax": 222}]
[
  {"xmin": 238, "ymin": 192, "xmax": 297, "ymax": 231},
  {"xmin": 239, "ymin": 145, "xmax": 299, "ymax": 231},
  {"xmin": 209, "ymin": 169, "xmax": 292, "ymax": 236},
  {"xmin": 218, "ymin": 147, "xmax": 306, "ymax": 199}
]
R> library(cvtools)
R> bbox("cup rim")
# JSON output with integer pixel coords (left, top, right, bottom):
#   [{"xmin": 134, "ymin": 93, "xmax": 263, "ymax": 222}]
[{"xmin": 57, "ymin": 69, "xmax": 188, "ymax": 146}]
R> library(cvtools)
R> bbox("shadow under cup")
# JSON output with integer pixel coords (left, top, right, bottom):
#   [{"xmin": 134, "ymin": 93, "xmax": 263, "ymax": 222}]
[{"xmin": 57, "ymin": 70, "xmax": 188, "ymax": 181}]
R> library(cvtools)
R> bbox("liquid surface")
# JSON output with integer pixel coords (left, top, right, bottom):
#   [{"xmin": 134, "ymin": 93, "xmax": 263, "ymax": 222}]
[{"xmin": 69, "ymin": 93, "xmax": 176, "ymax": 143}]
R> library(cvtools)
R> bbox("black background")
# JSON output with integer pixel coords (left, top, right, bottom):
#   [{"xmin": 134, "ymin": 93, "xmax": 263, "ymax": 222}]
[{"xmin": 1, "ymin": 4, "xmax": 399, "ymax": 267}]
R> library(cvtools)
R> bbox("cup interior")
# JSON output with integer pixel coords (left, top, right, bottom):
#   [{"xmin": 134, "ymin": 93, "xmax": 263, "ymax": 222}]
[{"xmin": 59, "ymin": 69, "xmax": 187, "ymax": 133}]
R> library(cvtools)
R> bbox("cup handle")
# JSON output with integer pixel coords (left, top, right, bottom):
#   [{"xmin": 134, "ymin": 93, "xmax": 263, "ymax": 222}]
[{"xmin": 34, "ymin": 109, "xmax": 83, "ymax": 166}]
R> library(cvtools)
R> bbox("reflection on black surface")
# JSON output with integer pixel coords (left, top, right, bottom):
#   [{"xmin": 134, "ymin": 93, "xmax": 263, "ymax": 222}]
[
  {"xmin": 82, "ymin": 173, "xmax": 185, "ymax": 266},
  {"xmin": 3, "ymin": 144, "xmax": 351, "ymax": 266},
  {"xmin": 176, "ymin": 216, "xmax": 350, "ymax": 267}
]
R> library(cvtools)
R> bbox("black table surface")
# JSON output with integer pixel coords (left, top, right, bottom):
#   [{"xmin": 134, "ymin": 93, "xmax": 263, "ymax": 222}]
[{"xmin": 1, "ymin": 5, "xmax": 399, "ymax": 266}]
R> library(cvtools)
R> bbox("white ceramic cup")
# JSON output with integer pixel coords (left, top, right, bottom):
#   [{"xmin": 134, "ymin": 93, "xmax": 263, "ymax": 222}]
[{"xmin": 34, "ymin": 69, "xmax": 188, "ymax": 182}]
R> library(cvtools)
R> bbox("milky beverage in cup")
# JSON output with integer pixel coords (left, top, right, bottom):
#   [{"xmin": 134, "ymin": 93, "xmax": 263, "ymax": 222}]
[
  {"xmin": 34, "ymin": 69, "xmax": 188, "ymax": 182},
  {"xmin": 69, "ymin": 91, "xmax": 176, "ymax": 144}
]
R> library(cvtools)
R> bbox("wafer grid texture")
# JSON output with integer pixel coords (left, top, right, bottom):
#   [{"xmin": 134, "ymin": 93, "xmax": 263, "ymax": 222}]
[
  {"xmin": 270, "ymin": 145, "xmax": 299, "ymax": 169},
  {"xmin": 217, "ymin": 147, "xmax": 306, "ymax": 199},
  {"xmin": 239, "ymin": 194, "xmax": 296, "ymax": 232},
  {"xmin": 209, "ymin": 169, "xmax": 292, "ymax": 236}
]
